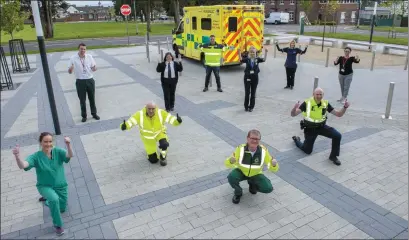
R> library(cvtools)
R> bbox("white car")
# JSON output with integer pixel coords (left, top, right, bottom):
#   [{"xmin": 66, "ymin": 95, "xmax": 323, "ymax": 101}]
[{"xmin": 265, "ymin": 12, "xmax": 289, "ymax": 24}]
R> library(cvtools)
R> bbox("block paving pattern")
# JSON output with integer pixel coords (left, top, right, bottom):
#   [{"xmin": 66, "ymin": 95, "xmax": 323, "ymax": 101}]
[{"xmin": 1, "ymin": 46, "xmax": 408, "ymax": 239}]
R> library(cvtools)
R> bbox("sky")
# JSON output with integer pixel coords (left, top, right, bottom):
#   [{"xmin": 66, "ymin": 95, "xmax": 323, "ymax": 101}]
[{"xmin": 66, "ymin": 1, "xmax": 113, "ymax": 7}]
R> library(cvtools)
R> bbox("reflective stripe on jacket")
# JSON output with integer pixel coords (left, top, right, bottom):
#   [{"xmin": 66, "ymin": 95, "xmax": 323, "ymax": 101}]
[
  {"xmin": 201, "ymin": 43, "xmax": 225, "ymax": 67},
  {"xmin": 120, "ymin": 107, "xmax": 180, "ymax": 139},
  {"xmin": 224, "ymin": 144, "xmax": 279, "ymax": 177},
  {"xmin": 302, "ymin": 97, "xmax": 328, "ymax": 123}
]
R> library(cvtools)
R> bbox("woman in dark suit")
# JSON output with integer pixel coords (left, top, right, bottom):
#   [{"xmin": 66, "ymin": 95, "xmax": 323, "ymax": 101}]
[
  {"xmin": 156, "ymin": 52, "xmax": 183, "ymax": 112},
  {"xmin": 238, "ymin": 46, "xmax": 268, "ymax": 112}
]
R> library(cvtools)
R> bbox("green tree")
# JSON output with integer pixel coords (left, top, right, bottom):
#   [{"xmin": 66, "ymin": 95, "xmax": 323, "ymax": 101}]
[
  {"xmin": 380, "ymin": 0, "xmax": 407, "ymax": 27},
  {"xmin": 321, "ymin": 0, "xmax": 340, "ymax": 23},
  {"xmin": 0, "ymin": 0, "xmax": 29, "ymax": 39},
  {"xmin": 299, "ymin": 0, "xmax": 312, "ymax": 14}
]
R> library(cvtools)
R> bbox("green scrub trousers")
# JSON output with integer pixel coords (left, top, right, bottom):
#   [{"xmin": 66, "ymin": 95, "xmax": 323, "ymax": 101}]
[
  {"xmin": 25, "ymin": 147, "xmax": 70, "ymax": 228},
  {"xmin": 227, "ymin": 168, "xmax": 273, "ymax": 196}
]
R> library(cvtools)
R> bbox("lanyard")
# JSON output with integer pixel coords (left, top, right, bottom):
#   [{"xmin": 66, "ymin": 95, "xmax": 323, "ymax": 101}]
[
  {"xmin": 342, "ymin": 57, "xmax": 349, "ymax": 67},
  {"xmin": 79, "ymin": 55, "xmax": 86, "ymax": 72}
]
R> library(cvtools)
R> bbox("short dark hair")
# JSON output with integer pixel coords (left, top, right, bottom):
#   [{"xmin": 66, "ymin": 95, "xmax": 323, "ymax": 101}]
[
  {"xmin": 344, "ymin": 47, "xmax": 352, "ymax": 51},
  {"xmin": 78, "ymin": 43, "xmax": 86, "ymax": 49},
  {"xmin": 39, "ymin": 132, "xmax": 53, "ymax": 142},
  {"xmin": 247, "ymin": 129, "xmax": 261, "ymax": 139},
  {"xmin": 210, "ymin": 35, "xmax": 215, "ymax": 38}
]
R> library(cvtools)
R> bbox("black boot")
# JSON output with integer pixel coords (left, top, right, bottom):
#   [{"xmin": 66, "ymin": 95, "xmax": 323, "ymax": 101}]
[
  {"xmin": 249, "ymin": 183, "xmax": 257, "ymax": 194},
  {"xmin": 232, "ymin": 194, "xmax": 242, "ymax": 204},
  {"xmin": 329, "ymin": 156, "xmax": 341, "ymax": 166}
]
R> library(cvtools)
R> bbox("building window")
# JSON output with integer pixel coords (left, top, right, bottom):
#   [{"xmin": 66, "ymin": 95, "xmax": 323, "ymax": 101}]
[
  {"xmin": 80, "ymin": 14, "xmax": 84, "ymax": 19},
  {"xmin": 319, "ymin": 0, "xmax": 328, "ymax": 3},
  {"xmin": 351, "ymin": 11, "xmax": 356, "ymax": 22},
  {"xmin": 192, "ymin": 17, "xmax": 197, "ymax": 30},
  {"xmin": 270, "ymin": 0, "xmax": 275, "ymax": 5},
  {"xmin": 280, "ymin": 0, "xmax": 284, "ymax": 5},
  {"xmin": 289, "ymin": 11, "xmax": 294, "ymax": 21},
  {"xmin": 228, "ymin": 17, "xmax": 237, "ymax": 32},
  {"xmin": 290, "ymin": 0, "xmax": 295, "ymax": 5},
  {"xmin": 201, "ymin": 18, "xmax": 212, "ymax": 30}
]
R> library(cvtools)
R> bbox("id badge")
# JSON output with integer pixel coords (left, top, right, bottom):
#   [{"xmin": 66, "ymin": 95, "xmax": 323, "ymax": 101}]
[
  {"xmin": 250, "ymin": 70, "xmax": 255, "ymax": 74},
  {"xmin": 340, "ymin": 68, "xmax": 345, "ymax": 72},
  {"xmin": 83, "ymin": 68, "xmax": 87, "ymax": 74},
  {"xmin": 247, "ymin": 78, "xmax": 251, "ymax": 82}
]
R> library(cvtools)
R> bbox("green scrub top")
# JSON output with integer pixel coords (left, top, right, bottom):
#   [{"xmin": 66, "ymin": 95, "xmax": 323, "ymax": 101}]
[{"xmin": 24, "ymin": 147, "xmax": 70, "ymax": 188}]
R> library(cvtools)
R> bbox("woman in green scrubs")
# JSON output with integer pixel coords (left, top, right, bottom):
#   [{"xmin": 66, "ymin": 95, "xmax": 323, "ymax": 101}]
[{"xmin": 12, "ymin": 132, "xmax": 73, "ymax": 236}]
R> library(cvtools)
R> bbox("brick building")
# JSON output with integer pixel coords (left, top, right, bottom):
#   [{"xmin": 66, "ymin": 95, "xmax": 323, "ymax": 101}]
[
  {"xmin": 65, "ymin": 5, "xmax": 112, "ymax": 22},
  {"xmin": 246, "ymin": 0, "xmax": 359, "ymax": 25}
]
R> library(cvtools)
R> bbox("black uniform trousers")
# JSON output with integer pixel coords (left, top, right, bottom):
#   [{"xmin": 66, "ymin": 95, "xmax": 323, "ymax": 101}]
[
  {"xmin": 285, "ymin": 67, "xmax": 297, "ymax": 87},
  {"xmin": 75, "ymin": 78, "xmax": 97, "ymax": 118},
  {"xmin": 244, "ymin": 74, "xmax": 259, "ymax": 110},
  {"xmin": 295, "ymin": 125, "xmax": 342, "ymax": 157},
  {"xmin": 161, "ymin": 79, "xmax": 177, "ymax": 111},
  {"xmin": 205, "ymin": 66, "xmax": 221, "ymax": 88}
]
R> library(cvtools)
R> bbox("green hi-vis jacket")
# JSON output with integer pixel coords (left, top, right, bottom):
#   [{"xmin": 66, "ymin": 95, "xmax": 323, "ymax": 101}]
[
  {"xmin": 225, "ymin": 144, "xmax": 279, "ymax": 177},
  {"xmin": 201, "ymin": 43, "xmax": 226, "ymax": 67},
  {"xmin": 120, "ymin": 107, "xmax": 180, "ymax": 140},
  {"xmin": 302, "ymin": 97, "xmax": 329, "ymax": 123}
]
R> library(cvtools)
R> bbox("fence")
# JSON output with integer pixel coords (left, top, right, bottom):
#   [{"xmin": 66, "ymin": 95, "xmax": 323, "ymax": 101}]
[
  {"xmin": 8, "ymin": 39, "xmax": 30, "ymax": 73},
  {"xmin": 0, "ymin": 46, "xmax": 13, "ymax": 90}
]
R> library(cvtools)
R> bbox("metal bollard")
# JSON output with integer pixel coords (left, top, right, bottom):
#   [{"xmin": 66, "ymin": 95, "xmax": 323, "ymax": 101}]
[
  {"xmin": 273, "ymin": 43, "xmax": 277, "ymax": 58},
  {"xmin": 146, "ymin": 35, "xmax": 150, "ymax": 63},
  {"xmin": 382, "ymin": 82, "xmax": 395, "ymax": 119},
  {"xmin": 157, "ymin": 40, "xmax": 161, "ymax": 54},
  {"xmin": 313, "ymin": 77, "xmax": 319, "ymax": 92},
  {"xmin": 166, "ymin": 37, "xmax": 170, "ymax": 50},
  {"xmin": 160, "ymin": 49, "xmax": 164, "ymax": 61},
  {"xmin": 297, "ymin": 45, "xmax": 301, "ymax": 62},
  {"xmin": 404, "ymin": 52, "xmax": 408, "ymax": 71},
  {"xmin": 370, "ymin": 50, "xmax": 376, "ymax": 71},
  {"xmin": 325, "ymin": 48, "xmax": 330, "ymax": 67}
]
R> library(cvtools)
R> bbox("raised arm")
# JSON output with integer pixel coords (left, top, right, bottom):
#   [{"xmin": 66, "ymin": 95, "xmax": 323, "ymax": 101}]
[
  {"xmin": 330, "ymin": 100, "xmax": 350, "ymax": 117},
  {"xmin": 121, "ymin": 111, "xmax": 140, "ymax": 131},
  {"xmin": 64, "ymin": 137, "xmax": 73, "ymax": 159},
  {"xmin": 275, "ymin": 43, "xmax": 283, "ymax": 52},
  {"xmin": 353, "ymin": 56, "xmax": 360, "ymax": 63},
  {"xmin": 264, "ymin": 148, "xmax": 279, "ymax": 172},
  {"xmin": 90, "ymin": 55, "xmax": 97, "ymax": 72},
  {"xmin": 291, "ymin": 101, "xmax": 303, "ymax": 117},
  {"xmin": 161, "ymin": 110, "xmax": 182, "ymax": 126},
  {"xmin": 334, "ymin": 56, "xmax": 341, "ymax": 65},
  {"xmin": 300, "ymin": 46, "xmax": 308, "ymax": 55},
  {"xmin": 12, "ymin": 145, "xmax": 29, "ymax": 169},
  {"xmin": 225, "ymin": 146, "xmax": 240, "ymax": 168}
]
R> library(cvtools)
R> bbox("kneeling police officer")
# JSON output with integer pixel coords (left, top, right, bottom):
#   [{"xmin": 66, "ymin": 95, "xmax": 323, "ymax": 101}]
[{"xmin": 290, "ymin": 88, "xmax": 350, "ymax": 166}]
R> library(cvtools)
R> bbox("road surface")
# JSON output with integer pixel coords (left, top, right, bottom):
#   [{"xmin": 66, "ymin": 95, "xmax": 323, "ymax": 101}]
[{"xmin": 1, "ymin": 24, "xmax": 405, "ymax": 53}]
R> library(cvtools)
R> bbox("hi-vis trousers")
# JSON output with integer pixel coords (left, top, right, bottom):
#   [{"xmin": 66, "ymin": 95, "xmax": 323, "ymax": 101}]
[{"xmin": 142, "ymin": 132, "xmax": 169, "ymax": 163}]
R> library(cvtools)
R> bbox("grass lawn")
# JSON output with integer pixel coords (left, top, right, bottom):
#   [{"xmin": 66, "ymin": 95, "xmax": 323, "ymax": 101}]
[
  {"xmin": 356, "ymin": 25, "xmax": 408, "ymax": 33},
  {"xmin": 264, "ymin": 33, "xmax": 277, "ymax": 37},
  {"xmin": 1, "ymin": 22, "xmax": 175, "ymax": 44},
  {"xmin": 4, "ymin": 44, "xmax": 138, "ymax": 56},
  {"xmin": 291, "ymin": 32, "xmax": 408, "ymax": 45}
]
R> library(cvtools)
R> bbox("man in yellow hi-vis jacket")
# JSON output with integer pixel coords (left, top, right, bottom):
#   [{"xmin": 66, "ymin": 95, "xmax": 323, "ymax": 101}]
[
  {"xmin": 120, "ymin": 101, "xmax": 182, "ymax": 166},
  {"xmin": 225, "ymin": 129, "xmax": 279, "ymax": 204}
]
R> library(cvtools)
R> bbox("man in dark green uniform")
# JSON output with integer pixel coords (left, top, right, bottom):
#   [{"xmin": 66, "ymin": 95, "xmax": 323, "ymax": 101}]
[{"xmin": 225, "ymin": 129, "xmax": 279, "ymax": 204}]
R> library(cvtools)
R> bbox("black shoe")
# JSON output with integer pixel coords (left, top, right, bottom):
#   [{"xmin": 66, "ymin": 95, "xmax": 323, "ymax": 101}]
[
  {"xmin": 245, "ymin": 108, "xmax": 249, "ymax": 112},
  {"xmin": 203, "ymin": 87, "xmax": 208, "ymax": 92},
  {"xmin": 170, "ymin": 108, "xmax": 174, "ymax": 111},
  {"xmin": 249, "ymin": 183, "xmax": 257, "ymax": 195},
  {"xmin": 329, "ymin": 156, "xmax": 341, "ymax": 166},
  {"xmin": 284, "ymin": 86, "xmax": 290, "ymax": 89},
  {"xmin": 292, "ymin": 136, "xmax": 300, "ymax": 143},
  {"xmin": 92, "ymin": 114, "xmax": 100, "ymax": 120},
  {"xmin": 166, "ymin": 109, "xmax": 170, "ymax": 112},
  {"xmin": 39, "ymin": 197, "xmax": 46, "ymax": 202},
  {"xmin": 249, "ymin": 108, "xmax": 253, "ymax": 112},
  {"xmin": 81, "ymin": 117, "xmax": 87, "ymax": 122},
  {"xmin": 217, "ymin": 88, "xmax": 223, "ymax": 92},
  {"xmin": 290, "ymin": 86, "xmax": 293, "ymax": 90},
  {"xmin": 232, "ymin": 195, "xmax": 242, "ymax": 204}
]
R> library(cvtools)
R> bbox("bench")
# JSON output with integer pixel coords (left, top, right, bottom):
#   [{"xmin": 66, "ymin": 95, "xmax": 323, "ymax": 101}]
[
  {"xmin": 273, "ymin": 36, "xmax": 299, "ymax": 45},
  {"xmin": 308, "ymin": 37, "xmax": 338, "ymax": 47},
  {"xmin": 340, "ymin": 41, "xmax": 375, "ymax": 51},
  {"xmin": 382, "ymin": 45, "xmax": 408, "ymax": 55}
]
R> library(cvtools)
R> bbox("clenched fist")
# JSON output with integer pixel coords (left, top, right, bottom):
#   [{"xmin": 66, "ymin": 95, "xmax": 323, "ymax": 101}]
[
  {"xmin": 271, "ymin": 158, "xmax": 277, "ymax": 166},
  {"xmin": 229, "ymin": 156, "xmax": 236, "ymax": 164},
  {"xmin": 64, "ymin": 136, "xmax": 71, "ymax": 145},
  {"xmin": 176, "ymin": 114, "xmax": 182, "ymax": 124},
  {"xmin": 121, "ymin": 120, "xmax": 127, "ymax": 131},
  {"xmin": 12, "ymin": 144, "xmax": 20, "ymax": 156}
]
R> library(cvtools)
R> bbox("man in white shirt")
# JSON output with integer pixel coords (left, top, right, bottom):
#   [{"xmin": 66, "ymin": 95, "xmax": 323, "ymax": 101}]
[{"xmin": 68, "ymin": 43, "xmax": 100, "ymax": 122}]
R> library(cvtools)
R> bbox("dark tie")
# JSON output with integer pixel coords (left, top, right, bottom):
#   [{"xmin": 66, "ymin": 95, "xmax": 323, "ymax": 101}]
[{"xmin": 168, "ymin": 63, "xmax": 171, "ymax": 79}]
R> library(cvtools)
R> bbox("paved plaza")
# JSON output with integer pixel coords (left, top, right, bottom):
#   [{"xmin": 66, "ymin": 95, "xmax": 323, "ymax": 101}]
[{"xmin": 0, "ymin": 42, "xmax": 408, "ymax": 239}]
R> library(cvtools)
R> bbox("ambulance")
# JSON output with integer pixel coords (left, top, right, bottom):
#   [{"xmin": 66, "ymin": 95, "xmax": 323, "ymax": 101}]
[{"xmin": 171, "ymin": 5, "xmax": 265, "ymax": 66}]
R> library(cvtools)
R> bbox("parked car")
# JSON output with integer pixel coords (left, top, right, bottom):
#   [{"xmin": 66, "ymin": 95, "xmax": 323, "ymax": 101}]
[
  {"xmin": 265, "ymin": 12, "xmax": 289, "ymax": 24},
  {"xmin": 159, "ymin": 15, "xmax": 168, "ymax": 20}
]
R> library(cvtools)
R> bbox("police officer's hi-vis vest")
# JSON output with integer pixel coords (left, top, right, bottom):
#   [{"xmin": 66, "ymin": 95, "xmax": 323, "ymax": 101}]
[
  {"xmin": 201, "ymin": 43, "xmax": 225, "ymax": 67},
  {"xmin": 302, "ymin": 97, "xmax": 329, "ymax": 123},
  {"xmin": 121, "ymin": 107, "xmax": 180, "ymax": 140},
  {"xmin": 225, "ymin": 144, "xmax": 279, "ymax": 177}
]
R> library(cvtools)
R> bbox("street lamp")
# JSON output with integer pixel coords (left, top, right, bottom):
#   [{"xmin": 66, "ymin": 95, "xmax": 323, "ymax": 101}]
[
  {"xmin": 31, "ymin": 0, "xmax": 61, "ymax": 135},
  {"xmin": 369, "ymin": 1, "xmax": 377, "ymax": 49}
]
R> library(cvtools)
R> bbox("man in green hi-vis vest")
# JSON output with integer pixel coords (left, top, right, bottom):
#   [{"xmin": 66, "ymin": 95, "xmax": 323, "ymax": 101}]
[{"xmin": 200, "ymin": 35, "xmax": 226, "ymax": 93}]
